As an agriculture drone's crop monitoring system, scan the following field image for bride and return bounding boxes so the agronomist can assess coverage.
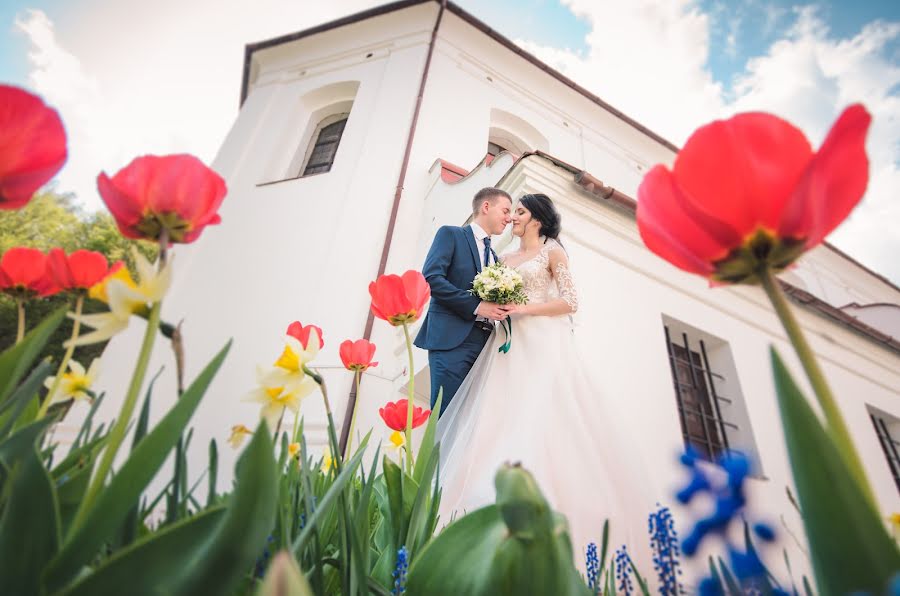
[436,193,643,560]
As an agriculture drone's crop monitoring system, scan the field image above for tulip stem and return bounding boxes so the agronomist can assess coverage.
[402,322,416,474]
[38,294,84,420]
[15,298,24,344]
[344,369,361,458]
[72,298,162,532]
[759,267,876,506]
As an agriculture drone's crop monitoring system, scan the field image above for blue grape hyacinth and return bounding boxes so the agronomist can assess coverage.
[649,504,682,595]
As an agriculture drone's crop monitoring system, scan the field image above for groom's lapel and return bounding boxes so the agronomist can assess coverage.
[464,225,482,273]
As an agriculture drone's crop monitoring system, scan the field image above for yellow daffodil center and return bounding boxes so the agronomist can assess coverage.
[275,346,301,372]
[265,386,292,404]
[389,431,405,448]
[89,266,137,303]
[288,442,300,458]
[62,372,91,394]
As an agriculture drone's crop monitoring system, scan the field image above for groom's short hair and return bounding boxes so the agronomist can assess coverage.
[472,187,511,214]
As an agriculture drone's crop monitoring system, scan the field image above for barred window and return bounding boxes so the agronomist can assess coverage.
[661,318,760,470]
[870,411,900,495]
[301,113,349,177]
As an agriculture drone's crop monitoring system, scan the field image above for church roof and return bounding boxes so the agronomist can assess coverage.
[239,0,680,153]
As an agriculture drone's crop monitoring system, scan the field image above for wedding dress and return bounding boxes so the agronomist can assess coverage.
[436,238,645,561]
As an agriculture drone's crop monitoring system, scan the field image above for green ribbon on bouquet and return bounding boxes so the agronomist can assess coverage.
[498,315,513,353]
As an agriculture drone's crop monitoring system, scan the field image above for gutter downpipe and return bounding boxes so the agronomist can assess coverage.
[338,0,448,455]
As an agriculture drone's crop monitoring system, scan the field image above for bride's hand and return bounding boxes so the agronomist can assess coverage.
[503,304,528,316]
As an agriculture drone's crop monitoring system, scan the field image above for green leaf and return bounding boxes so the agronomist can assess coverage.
[57,506,226,596]
[291,436,369,555]
[413,388,442,484]
[120,375,157,547]
[0,360,52,438]
[0,306,65,406]
[717,556,741,594]
[770,348,900,595]
[598,519,610,579]
[255,551,314,596]
[406,464,589,596]
[0,416,54,468]
[175,420,279,595]
[206,439,218,507]
[0,443,61,595]
[44,340,232,591]
[406,443,440,555]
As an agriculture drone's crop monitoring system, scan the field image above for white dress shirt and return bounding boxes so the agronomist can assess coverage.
[470,222,493,319]
[470,222,492,269]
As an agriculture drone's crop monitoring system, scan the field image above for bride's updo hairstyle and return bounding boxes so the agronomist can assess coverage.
[519,193,562,243]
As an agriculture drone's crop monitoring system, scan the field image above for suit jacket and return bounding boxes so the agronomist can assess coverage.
[414,225,485,351]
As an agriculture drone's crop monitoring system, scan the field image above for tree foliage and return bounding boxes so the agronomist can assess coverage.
[0,189,158,369]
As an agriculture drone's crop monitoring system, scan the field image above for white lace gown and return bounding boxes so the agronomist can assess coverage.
[436,239,644,560]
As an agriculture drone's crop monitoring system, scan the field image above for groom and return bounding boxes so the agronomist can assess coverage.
[414,187,513,416]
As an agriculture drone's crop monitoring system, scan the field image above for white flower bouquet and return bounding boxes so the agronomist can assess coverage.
[469,262,527,353]
[469,262,528,305]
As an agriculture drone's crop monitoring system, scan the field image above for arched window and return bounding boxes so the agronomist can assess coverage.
[486,108,549,161]
[301,113,349,176]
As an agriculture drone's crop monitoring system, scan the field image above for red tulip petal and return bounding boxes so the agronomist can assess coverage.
[97,171,143,238]
[68,250,109,288]
[369,275,413,321]
[339,340,353,369]
[0,85,67,207]
[779,104,871,248]
[637,166,724,276]
[0,247,47,288]
[673,112,813,234]
[46,248,73,288]
[401,270,431,315]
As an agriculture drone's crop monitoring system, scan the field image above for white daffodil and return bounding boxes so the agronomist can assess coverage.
[260,334,321,397]
[244,365,312,430]
[228,424,253,449]
[66,250,172,347]
[43,358,100,404]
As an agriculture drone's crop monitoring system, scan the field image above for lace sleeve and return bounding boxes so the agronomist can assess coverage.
[554,260,578,312]
[548,241,578,313]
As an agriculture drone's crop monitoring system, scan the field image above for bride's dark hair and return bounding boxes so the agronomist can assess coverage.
[519,193,562,243]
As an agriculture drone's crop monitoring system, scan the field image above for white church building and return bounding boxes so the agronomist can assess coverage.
[82,0,900,586]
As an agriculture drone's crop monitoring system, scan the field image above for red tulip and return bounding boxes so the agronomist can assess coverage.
[0,247,57,296]
[47,248,117,292]
[637,104,871,284]
[0,85,67,210]
[340,339,378,372]
[286,321,324,350]
[379,399,430,431]
[97,154,227,243]
[369,270,431,326]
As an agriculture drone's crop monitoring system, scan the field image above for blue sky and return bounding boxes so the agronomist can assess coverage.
[2,0,899,283]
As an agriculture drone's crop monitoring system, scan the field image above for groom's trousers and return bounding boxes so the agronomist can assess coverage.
[428,322,493,416]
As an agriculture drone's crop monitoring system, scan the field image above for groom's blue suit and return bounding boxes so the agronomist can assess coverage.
[414,225,495,416]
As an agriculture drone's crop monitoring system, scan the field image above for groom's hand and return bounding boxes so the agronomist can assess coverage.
[476,302,509,321]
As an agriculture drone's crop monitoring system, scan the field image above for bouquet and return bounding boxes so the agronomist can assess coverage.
[469,262,527,352]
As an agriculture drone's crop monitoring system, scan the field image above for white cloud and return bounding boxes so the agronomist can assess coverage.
[516,1,900,285]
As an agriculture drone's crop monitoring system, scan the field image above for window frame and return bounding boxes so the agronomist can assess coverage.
[870,411,900,495]
[299,112,350,177]
[664,325,739,462]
